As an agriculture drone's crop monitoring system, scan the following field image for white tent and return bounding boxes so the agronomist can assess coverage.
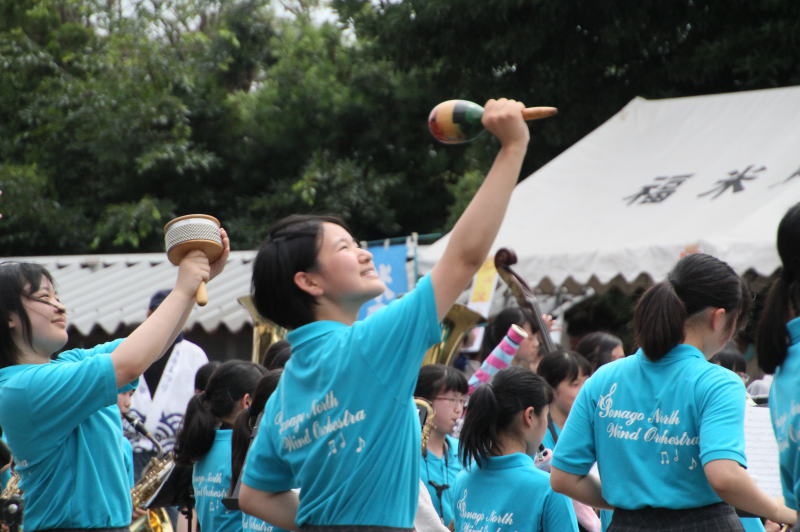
[418,86,800,292]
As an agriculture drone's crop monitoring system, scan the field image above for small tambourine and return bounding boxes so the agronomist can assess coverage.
[163,214,223,306]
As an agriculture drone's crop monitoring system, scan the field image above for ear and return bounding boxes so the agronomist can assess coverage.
[242,393,252,409]
[293,271,324,297]
[709,307,728,332]
[521,406,536,429]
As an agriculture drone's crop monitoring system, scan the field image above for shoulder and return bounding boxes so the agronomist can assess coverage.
[57,338,124,362]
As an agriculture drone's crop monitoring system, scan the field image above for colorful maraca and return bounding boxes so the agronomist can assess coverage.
[163,214,223,306]
[428,99,558,145]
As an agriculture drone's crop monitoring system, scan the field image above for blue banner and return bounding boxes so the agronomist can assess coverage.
[358,243,409,320]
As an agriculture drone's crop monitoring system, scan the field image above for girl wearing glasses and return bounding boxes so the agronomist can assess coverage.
[0,231,228,531]
[414,364,468,528]
[238,99,532,531]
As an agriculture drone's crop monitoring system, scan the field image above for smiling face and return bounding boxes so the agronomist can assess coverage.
[9,276,69,359]
[306,222,386,308]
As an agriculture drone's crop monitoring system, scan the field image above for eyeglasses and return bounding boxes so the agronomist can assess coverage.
[434,396,467,408]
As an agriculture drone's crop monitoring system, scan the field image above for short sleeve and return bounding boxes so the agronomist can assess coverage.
[350,275,441,390]
[541,489,578,532]
[56,339,124,363]
[242,409,295,493]
[697,369,747,467]
[551,380,596,476]
[25,354,118,439]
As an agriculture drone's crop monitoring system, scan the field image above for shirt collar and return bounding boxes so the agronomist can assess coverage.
[636,343,705,363]
[787,317,800,345]
[287,320,348,349]
[481,453,534,470]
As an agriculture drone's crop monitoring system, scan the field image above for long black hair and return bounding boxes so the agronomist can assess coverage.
[230,369,282,491]
[175,360,264,465]
[252,214,349,330]
[633,253,749,361]
[0,262,57,368]
[757,202,800,373]
[459,366,552,467]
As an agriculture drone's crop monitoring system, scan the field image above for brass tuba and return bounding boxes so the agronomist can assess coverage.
[238,295,288,364]
[421,303,485,366]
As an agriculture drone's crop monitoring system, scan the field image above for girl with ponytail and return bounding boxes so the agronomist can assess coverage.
[175,360,264,532]
[453,366,577,532]
[551,253,796,531]
[230,369,290,532]
[756,201,800,527]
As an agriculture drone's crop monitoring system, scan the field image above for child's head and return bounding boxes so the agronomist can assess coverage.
[576,331,624,371]
[633,253,748,361]
[537,349,591,419]
[480,307,541,371]
[176,360,264,464]
[117,389,135,415]
[757,202,800,373]
[459,366,552,467]
[0,262,67,367]
[252,215,385,329]
[415,364,468,437]
[194,361,221,394]
[709,348,748,385]
[260,339,292,370]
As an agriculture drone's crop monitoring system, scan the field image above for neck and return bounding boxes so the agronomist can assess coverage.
[550,407,567,430]
[495,432,527,457]
[14,347,51,365]
[427,430,447,457]
[313,298,362,325]
[682,328,710,357]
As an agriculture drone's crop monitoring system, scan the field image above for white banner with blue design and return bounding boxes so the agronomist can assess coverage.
[358,243,409,320]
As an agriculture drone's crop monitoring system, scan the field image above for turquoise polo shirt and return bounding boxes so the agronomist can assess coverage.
[420,434,463,527]
[242,274,441,527]
[0,339,131,530]
[193,429,246,532]
[769,317,800,510]
[452,453,577,532]
[552,344,747,510]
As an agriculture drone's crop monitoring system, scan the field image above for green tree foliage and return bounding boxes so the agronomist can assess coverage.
[1,0,799,255]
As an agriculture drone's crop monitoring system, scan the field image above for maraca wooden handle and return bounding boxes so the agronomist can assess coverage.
[522,106,558,121]
[196,281,209,306]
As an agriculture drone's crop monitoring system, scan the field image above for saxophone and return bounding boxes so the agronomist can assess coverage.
[125,413,175,532]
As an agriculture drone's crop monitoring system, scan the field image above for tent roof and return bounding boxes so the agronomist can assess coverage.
[3,250,257,335]
[418,86,800,291]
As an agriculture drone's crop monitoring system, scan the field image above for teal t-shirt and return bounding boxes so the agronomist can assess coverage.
[0,339,131,530]
[420,434,463,527]
[769,317,800,510]
[193,429,244,532]
[552,344,747,510]
[242,275,441,527]
[452,453,577,532]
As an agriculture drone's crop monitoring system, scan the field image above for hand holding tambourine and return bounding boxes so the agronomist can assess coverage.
[164,214,229,306]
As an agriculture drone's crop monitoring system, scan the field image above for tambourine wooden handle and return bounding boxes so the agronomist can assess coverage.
[195,282,209,306]
[521,106,558,121]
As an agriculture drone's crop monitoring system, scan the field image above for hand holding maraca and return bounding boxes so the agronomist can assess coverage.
[428,98,557,144]
[173,228,229,303]
[481,98,530,149]
[164,215,229,306]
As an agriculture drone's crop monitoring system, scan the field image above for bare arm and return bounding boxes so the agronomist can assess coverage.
[430,98,531,320]
[550,466,612,510]
[704,459,796,525]
[239,484,299,531]
[112,229,230,387]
